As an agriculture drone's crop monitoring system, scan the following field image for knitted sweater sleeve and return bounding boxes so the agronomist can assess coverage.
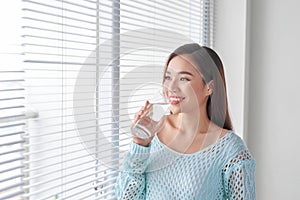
[223,150,256,200]
[115,142,150,200]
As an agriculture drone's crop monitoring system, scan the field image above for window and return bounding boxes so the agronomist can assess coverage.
[0,1,26,199]
[1,0,214,199]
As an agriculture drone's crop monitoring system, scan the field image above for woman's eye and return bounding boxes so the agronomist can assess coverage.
[180,77,189,81]
[164,76,171,80]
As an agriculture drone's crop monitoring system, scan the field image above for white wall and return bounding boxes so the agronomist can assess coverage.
[247,0,300,199]
[215,0,300,199]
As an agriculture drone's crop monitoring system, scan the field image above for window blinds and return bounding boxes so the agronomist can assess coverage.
[0,1,26,199]
[20,0,214,199]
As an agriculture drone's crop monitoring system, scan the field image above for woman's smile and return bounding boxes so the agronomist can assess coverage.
[169,95,185,105]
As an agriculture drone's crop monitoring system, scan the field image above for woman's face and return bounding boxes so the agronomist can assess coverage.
[163,54,210,114]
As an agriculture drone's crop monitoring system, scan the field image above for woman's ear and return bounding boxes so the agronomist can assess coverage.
[206,80,214,95]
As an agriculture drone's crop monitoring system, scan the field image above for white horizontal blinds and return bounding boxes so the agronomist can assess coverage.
[0,0,26,199]
[22,0,213,200]
[22,0,101,199]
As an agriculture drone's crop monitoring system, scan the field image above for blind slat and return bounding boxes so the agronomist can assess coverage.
[0,165,24,175]
[23,8,96,25]
[23,0,97,17]
[0,189,24,200]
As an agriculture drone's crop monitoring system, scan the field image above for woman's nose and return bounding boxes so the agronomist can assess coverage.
[166,79,178,93]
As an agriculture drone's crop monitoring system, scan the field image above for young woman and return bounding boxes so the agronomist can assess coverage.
[115,43,256,199]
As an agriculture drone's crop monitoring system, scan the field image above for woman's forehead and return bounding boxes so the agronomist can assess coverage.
[167,55,200,75]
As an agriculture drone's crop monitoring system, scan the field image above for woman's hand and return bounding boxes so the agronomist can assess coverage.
[131,101,154,147]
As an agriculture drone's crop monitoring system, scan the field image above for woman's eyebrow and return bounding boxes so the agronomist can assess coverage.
[178,71,194,76]
[166,70,194,76]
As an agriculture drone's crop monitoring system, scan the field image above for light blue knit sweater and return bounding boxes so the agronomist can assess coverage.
[115,131,256,199]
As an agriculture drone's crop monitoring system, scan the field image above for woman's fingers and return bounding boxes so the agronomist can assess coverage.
[133,107,145,123]
[141,101,152,118]
[134,101,152,123]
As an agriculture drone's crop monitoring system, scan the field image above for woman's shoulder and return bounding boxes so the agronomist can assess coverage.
[226,131,251,151]
[221,131,256,165]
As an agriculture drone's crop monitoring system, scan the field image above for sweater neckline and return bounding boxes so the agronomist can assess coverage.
[153,130,234,156]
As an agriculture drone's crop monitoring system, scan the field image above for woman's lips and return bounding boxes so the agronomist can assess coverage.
[169,96,185,105]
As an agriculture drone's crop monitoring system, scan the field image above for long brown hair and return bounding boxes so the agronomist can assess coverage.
[163,43,233,130]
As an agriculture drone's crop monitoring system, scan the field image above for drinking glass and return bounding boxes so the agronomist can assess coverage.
[131,94,170,139]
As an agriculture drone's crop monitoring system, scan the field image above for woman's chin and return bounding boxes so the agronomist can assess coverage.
[170,105,181,114]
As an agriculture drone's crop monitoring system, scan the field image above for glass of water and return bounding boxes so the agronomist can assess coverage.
[131,98,171,140]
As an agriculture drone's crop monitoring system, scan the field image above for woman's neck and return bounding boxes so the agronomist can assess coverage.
[176,110,214,136]
[165,111,225,153]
